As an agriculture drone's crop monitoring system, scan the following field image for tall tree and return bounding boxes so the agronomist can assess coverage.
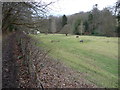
[62,14,67,27]
[91,4,100,34]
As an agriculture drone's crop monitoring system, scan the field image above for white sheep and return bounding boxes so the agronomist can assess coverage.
[37,31,40,34]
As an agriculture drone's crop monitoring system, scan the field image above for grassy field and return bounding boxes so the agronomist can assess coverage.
[32,34,118,88]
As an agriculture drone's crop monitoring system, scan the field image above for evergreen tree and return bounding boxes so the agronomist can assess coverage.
[62,15,67,27]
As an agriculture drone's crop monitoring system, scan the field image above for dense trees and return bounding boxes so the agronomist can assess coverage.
[54,3,118,37]
[100,8,116,36]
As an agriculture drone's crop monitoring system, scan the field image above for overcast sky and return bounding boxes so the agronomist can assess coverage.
[42,0,117,16]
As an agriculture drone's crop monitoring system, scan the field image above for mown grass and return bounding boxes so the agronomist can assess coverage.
[31,34,118,88]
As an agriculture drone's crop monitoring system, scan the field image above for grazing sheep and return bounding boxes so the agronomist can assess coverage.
[51,40,60,43]
[76,35,79,38]
[65,33,68,36]
[80,40,83,43]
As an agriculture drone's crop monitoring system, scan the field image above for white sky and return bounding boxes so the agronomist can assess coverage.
[42,0,117,16]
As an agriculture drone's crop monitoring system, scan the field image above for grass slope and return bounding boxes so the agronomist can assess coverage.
[32,34,118,88]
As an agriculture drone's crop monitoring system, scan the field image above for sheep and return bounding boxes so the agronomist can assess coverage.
[76,35,79,38]
[80,40,83,43]
[51,40,60,43]
[37,31,40,34]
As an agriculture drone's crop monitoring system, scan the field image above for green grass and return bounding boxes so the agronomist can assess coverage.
[31,34,118,88]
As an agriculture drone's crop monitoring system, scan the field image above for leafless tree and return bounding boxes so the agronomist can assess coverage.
[2,1,54,33]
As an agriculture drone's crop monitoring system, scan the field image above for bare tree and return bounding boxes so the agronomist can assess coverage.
[48,15,57,33]
[2,1,54,33]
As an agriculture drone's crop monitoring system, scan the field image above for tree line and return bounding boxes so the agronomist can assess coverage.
[47,1,120,37]
[2,1,120,37]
